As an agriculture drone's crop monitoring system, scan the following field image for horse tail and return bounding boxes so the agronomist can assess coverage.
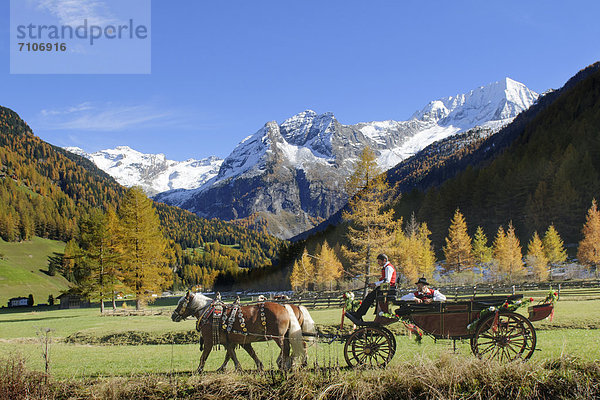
[298,305,316,344]
[284,304,304,358]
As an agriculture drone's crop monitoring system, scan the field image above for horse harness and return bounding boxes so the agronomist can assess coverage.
[196,300,269,348]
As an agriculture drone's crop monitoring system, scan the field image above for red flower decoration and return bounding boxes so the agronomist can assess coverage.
[503,302,509,308]
[529,297,534,302]
[554,292,558,296]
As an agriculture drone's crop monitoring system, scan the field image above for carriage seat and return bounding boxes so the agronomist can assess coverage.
[471,294,522,310]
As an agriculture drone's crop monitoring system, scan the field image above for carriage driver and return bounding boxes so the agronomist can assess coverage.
[400,276,446,303]
[346,253,396,323]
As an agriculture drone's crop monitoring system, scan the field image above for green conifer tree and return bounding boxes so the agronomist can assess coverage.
[472,226,493,267]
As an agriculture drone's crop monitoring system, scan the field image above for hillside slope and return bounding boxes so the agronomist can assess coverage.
[0,106,283,290]
[297,62,600,260]
[393,62,600,248]
[0,237,68,306]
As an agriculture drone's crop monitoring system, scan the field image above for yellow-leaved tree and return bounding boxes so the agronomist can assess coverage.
[542,225,567,266]
[577,199,600,277]
[119,187,170,310]
[526,232,549,282]
[392,215,435,284]
[492,223,525,282]
[290,249,313,291]
[315,241,343,290]
[443,209,474,273]
[342,147,394,295]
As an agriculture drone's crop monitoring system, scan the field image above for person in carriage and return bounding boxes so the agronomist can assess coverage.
[400,276,446,303]
[346,253,396,323]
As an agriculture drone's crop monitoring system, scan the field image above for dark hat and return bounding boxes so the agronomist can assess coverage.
[377,253,388,261]
[415,277,430,286]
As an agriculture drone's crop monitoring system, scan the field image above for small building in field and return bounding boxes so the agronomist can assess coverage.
[8,297,29,307]
[57,293,91,309]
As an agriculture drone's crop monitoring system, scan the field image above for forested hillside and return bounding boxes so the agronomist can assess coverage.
[392,62,600,249]
[0,106,283,290]
[296,62,600,274]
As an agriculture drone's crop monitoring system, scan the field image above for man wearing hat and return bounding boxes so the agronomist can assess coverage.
[346,253,396,323]
[400,276,446,303]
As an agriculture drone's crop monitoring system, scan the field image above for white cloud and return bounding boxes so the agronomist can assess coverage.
[38,102,189,132]
[36,0,115,26]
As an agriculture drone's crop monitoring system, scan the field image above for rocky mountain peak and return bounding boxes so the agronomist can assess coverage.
[412,77,538,130]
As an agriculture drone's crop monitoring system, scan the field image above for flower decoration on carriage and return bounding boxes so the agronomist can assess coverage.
[544,289,559,305]
[343,291,361,312]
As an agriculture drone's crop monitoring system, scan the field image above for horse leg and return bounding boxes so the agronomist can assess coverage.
[197,345,212,374]
[275,337,292,371]
[225,344,243,372]
[216,352,231,372]
[242,343,263,371]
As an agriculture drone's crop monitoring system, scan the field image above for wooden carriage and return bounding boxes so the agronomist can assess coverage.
[343,293,553,368]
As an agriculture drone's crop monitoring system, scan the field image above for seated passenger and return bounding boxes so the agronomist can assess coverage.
[400,277,446,304]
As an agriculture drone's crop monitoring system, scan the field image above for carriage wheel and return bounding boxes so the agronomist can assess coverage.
[344,326,396,368]
[470,311,536,362]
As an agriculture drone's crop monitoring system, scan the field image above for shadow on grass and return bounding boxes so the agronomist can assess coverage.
[0,315,78,323]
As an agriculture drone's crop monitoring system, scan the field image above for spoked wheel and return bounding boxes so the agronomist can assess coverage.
[470,311,536,362]
[344,326,396,368]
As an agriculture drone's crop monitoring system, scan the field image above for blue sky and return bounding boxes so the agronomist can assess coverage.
[1,1,599,160]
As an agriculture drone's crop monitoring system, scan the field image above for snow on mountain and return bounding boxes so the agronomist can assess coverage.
[121,77,538,238]
[412,77,538,128]
[64,145,223,196]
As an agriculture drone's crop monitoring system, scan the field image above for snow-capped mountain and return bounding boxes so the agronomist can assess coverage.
[64,146,223,196]
[154,78,538,238]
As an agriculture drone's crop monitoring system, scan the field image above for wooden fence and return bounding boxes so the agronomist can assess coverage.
[282,280,600,309]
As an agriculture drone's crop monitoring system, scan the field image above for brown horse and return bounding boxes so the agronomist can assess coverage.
[171,292,305,372]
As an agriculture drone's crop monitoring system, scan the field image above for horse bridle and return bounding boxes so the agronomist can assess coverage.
[173,296,191,321]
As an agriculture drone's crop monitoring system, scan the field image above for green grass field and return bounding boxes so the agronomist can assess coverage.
[0,237,69,307]
[1,298,599,379]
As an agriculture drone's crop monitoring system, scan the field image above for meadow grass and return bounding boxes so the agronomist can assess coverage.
[0,237,69,306]
[0,298,599,379]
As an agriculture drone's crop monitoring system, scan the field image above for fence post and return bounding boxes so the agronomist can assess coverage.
[512,285,515,295]
[491,285,494,295]
[558,283,561,301]
[454,288,458,302]
[473,285,477,299]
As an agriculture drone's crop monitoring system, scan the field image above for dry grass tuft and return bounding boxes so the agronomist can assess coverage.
[2,353,599,399]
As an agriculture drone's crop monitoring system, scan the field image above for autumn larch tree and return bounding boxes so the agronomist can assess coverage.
[391,218,435,284]
[527,232,549,282]
[542,224,567,267]
[443,209,474,273]
[289,249,313,291]
[119,187,170,310]
[342,147,394,295]
[315,241,343,291]
[492,223,525,282]
[577,199,600,277]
